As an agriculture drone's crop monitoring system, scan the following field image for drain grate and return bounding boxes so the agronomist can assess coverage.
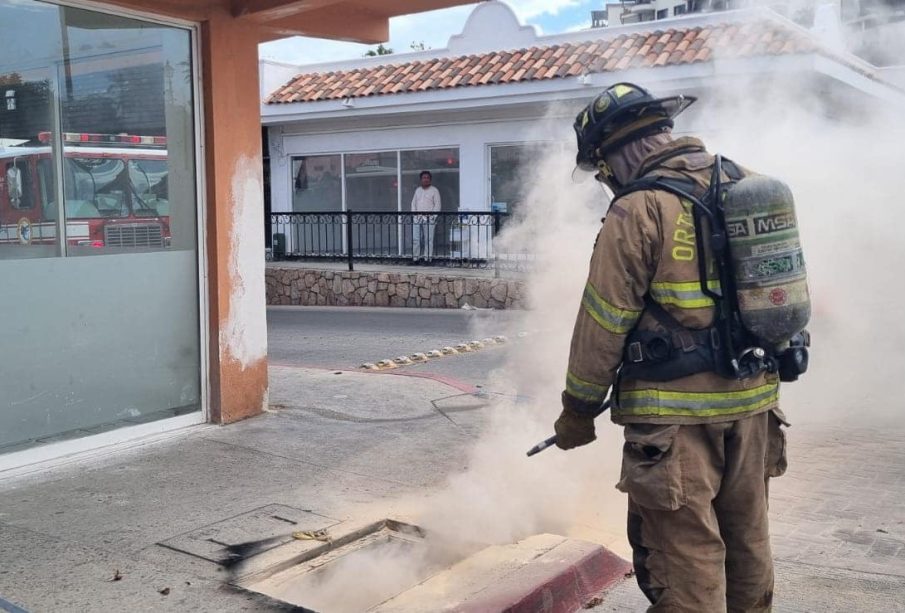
[158,504,339,565]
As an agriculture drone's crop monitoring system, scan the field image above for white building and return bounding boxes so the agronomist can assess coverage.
[599,0,693,26]
[260,0,903,248]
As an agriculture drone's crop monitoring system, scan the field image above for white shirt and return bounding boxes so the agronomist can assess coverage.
[411,185,441,213]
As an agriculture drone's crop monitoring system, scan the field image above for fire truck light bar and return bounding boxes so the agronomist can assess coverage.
[37,131,167,147]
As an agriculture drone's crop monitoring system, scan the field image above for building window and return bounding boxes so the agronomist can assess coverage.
[656,8,669,19]
[344,151,399,213]
[291,154,341,212]
[400,148,459,213]
[489,143,566,219]
[0,0,201,453]
[674,4,687,15]
[400,147,459,257]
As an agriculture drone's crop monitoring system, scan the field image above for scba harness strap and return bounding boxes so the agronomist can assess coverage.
[614,157,748,382]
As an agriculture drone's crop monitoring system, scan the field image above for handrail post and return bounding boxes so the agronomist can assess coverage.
[345,210,354,271]
[492,212,502,279]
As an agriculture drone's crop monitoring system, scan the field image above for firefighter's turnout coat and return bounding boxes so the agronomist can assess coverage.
[565,137,780,425]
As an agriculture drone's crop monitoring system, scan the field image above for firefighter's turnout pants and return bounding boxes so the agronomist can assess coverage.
[618,409,789,612]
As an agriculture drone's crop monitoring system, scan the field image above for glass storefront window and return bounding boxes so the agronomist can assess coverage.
[489,143,568,219]
[0,0,201,454]
[292,154,341,212]
[400,148,459,213]
[344,151,399,255]
[288,154,343,254]
[490,144,540,218]
[400,148,459,257]
[0,0,57,259]
[344,151,398,212]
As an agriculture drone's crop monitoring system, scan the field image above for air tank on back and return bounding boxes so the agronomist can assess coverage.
[723,175,811,346]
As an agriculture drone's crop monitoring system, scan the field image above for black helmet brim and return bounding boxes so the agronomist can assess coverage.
[574,93,697,172]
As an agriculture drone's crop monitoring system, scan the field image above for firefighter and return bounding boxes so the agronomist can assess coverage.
[555,83,790,612]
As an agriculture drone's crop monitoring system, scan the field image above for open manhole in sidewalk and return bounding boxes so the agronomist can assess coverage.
[231,518,453,613]
[229,519,632,613]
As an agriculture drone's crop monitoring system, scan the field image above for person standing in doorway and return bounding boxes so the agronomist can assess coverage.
[411,170,441,263]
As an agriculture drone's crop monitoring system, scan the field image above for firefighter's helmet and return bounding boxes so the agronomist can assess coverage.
[574,83,696,172]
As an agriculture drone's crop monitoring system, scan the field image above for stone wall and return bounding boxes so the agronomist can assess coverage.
[266,267,527,309]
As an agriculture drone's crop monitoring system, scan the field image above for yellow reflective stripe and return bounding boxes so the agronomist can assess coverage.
[566,371,608,403]
[581,282,641,335]
[649,279,720,309]
[616,383,778,417]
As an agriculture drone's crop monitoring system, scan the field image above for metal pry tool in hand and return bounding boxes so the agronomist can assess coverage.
[526,399,611,457]
[526,436,557,457]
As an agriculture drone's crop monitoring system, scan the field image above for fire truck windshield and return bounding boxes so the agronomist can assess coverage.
[57,156,168,219]
[65,157,130,218]
[128,159,169,217]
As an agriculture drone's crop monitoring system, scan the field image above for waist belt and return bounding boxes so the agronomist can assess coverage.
[619,296,732,382]
[621,327,723,382]
[625,327,720,364]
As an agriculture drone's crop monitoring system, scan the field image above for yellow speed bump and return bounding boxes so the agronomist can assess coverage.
[410,353,429,363]
[455,343,473,353]
[374,359,397,370]
[426,350,443,358]
[441,346,459,355]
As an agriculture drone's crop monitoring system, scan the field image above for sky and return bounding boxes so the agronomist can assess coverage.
[258,0,599,65]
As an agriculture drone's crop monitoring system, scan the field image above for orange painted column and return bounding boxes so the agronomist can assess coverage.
[201,10,269,423]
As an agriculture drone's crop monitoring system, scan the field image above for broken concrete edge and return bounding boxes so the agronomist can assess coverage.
[492,542,633,613]
[266,267,528,309]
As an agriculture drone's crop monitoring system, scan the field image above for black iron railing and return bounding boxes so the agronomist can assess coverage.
[270,211,531,272]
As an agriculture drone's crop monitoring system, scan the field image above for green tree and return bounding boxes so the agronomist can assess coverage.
[364,44,393,57]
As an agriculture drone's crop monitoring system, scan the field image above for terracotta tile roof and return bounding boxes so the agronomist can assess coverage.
[267,21,820,104]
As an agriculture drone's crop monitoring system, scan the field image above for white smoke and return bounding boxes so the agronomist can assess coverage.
[288,21,905,611]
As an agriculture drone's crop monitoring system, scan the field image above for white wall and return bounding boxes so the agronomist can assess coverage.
[269,116,572,214]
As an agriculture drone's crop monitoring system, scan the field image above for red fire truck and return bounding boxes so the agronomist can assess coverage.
[0,131,170,249]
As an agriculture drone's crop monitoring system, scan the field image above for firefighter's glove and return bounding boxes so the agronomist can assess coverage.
[554,392,601,450]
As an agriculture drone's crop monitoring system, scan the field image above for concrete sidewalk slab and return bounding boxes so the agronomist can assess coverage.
[591,560,905,612]
[0,366,488,613]
[373,534,631,613]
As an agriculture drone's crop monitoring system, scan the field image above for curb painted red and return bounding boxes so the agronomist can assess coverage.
[382,370,479,394]
[458,542,632,613]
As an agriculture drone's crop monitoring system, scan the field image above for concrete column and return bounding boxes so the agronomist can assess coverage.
[201,11,269,423]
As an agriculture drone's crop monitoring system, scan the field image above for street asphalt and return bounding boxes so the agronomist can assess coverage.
[267,305,522,391]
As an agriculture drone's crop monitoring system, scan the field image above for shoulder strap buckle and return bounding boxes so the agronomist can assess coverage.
[627,342,644,363]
